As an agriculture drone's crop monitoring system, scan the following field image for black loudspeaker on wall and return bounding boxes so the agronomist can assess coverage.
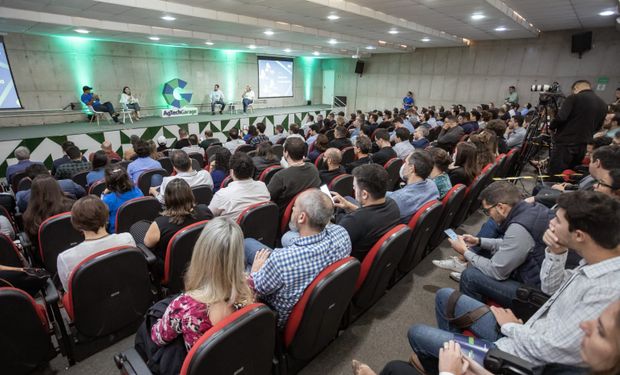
[571,31,592,58]
[355,61,365,75]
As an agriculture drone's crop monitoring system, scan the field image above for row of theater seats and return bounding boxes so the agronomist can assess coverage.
[0,147,521,374]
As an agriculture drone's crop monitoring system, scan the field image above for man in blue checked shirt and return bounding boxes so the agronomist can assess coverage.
[244,189,352,328]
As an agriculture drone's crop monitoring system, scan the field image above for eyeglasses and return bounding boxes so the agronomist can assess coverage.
[481,203,498,216]
[594,179,613,189]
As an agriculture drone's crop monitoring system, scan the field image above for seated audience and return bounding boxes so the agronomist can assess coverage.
[6,146,44,185]
[305,124,320,147]
[147,139,164,160]
[448,142,479,186]
[243,125,258,143]
[393,128,415,160]
[0,264,48,297]
[332,164,400,260]
[57,196,135,291]
[208,152,270,221]
[244,189,351,327]
[371,129,397,166]
[328,126,353,150]
[23,175,75,240]
[173,129,191,149]
[411,127,430,149]
[52,141,83,175]
[156,136,168,153]
[320,148,346,185]
[127,140,162,183]
[470,131,497,172]
[308,134,329,163]
[249,122,270,147]
[150,150,213,204]
[407,191,620,372]
[54,145,91,180]
[209,147,232,193]
[86,150,109,185]
[267,137,321,213]
[270,125,288,144]
[506,113,527,149]
[436,115,464,152]
[457,111,479,134]
[386,150,439,223]
[199,129,220,150]
[16,164,85,213]
[89,141,121,163]
[181,134,204,156]
[0,214,15,239]
[101,166,143,233]
[287,124,305,140]
[252,142,280,178]
[345,136,373,173]
[123,135,140,161]
[149,217,254,356]
[427,147,452,199]
[224,128,246,153]
[142,179,212,269]
[485,118,509,154]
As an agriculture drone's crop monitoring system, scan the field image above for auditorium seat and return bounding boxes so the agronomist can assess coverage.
[71,171,89,189]
[451,164,494,228]
[328,174,353,197]
[157,157,173,175]
[236,201,279,248]
[115,303,276,375]
[137,168,169,196]
[271,144,284,159]
[236,144,255,154]
[396,200,443,277]
[469,162,499,214]
[161,220,209,294]
[88,180,106,197]
[58,246,152,362]
[383,158,403,191]
[114,196,161,234]
[314,153,325,169]
[0,233,26,267]
[38,212,84,274]
[502,148,520,178]
[494,153,507,178]
[282,257,360,374]
[220,175,233,189]
[0,286,57,374]
[11,171,29,193]
[325,129,335,141]
[279,189,309,235]
[258,165,283,184]
[341,146,356,165]
[345,224,412,325]
[188,152,205,168]
[191,185,214,205]
[205,144,223,161]
[427,184,467,250]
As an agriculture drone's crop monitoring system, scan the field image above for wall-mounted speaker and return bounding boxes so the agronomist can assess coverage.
[571,31,592,58]
[355,61,365,75]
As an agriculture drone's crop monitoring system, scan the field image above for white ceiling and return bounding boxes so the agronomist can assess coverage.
[0,0,617,57]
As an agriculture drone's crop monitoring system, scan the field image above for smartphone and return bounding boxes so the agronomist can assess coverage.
[444,228,458,241]
[320,184,334,203]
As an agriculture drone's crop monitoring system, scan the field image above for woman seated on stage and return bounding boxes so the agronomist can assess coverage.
[101,166,143,233]
[120,86,141,119]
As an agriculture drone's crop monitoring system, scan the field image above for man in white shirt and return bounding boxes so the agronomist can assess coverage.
[270,125,288,144]
[393,127,415,160]
[210,84,226,115]
[242,85,255,114]
[57,196,136,291]
[150,150,213,204]
[224,128,246,154]
[180,134,205,156]
[209,152,270,221]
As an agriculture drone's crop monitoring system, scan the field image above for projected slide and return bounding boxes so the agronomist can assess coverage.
[258,56,293,98]
[0,38,22,109]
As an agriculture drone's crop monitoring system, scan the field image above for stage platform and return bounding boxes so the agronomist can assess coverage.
[0,104,332,177]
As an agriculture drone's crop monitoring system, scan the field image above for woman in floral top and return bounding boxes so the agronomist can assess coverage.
[151,217,254,351]
[428,147,453,199]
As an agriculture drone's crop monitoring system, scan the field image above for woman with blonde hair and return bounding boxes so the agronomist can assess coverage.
[151,217,254,351]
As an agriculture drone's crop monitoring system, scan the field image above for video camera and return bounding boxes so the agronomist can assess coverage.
[531,82,564,109]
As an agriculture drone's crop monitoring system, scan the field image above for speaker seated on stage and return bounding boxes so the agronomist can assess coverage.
[210,83,226,115]
[81,85,119,123]
[241,85,255,114]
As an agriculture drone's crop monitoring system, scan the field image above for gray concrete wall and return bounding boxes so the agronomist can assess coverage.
[322,28,620,111]
[0,33,322,126]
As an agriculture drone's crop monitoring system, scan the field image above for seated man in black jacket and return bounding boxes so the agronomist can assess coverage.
[332,164,400,261]
[371,129,397,166]
[319,148,345,185]
[345,136,373,173]
[435,115,464,153]
[328,126,353,150]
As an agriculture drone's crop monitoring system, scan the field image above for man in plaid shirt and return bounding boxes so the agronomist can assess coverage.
[245,188,352,327]
[406,191,620,371]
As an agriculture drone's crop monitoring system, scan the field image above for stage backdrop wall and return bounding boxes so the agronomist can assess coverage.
[0,33,322,126]
[323,28,620,111]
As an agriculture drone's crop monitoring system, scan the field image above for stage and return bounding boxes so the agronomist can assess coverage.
[0,104,332,177]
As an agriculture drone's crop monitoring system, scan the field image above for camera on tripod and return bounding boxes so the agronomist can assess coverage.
[530,82,560,93]
[531,82,564,108]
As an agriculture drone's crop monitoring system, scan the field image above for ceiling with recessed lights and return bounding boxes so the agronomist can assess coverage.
[0,0,616,57]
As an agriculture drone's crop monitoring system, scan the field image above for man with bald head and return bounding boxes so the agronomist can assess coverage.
[245,188,351,327]
[90,140,121,162]
[320,147,346,184]
[549,79,607,175]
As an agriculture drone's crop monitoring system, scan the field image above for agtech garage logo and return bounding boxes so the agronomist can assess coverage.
[162,78,193,108]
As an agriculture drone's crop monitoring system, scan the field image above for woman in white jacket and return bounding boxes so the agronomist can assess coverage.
[120,86,141,119]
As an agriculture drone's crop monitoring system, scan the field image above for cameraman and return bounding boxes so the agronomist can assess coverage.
[548,80,607,175]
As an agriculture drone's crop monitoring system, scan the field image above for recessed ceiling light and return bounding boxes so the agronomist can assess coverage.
[283,48,291,52]
[378,40,386,45]
[599,10,615,16]
[352,54,359,59]
[74,29,89,34]
[421,37,431,42]
[388,29,399,34]
[328,39,338,45]
[495,26,507,31]
[248,45,257,49]
[205,41,214,45]
[365,46,376,50]
[149,36,160,41]
[400,44,407,48]
[264,30,274,36]
[161,15,176,21]
[471,13,485,20]
[327,14,340,20]
[312,51,320,56]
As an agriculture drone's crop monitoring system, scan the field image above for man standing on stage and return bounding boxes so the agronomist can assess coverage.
[548,80,607,176]
[210,84,226,115]
[81,86,119,123]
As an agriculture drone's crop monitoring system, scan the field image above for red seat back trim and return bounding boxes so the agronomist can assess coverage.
[235,201,272,225]
[356,224,407,290]
[163,220,210,284]
[279,189,310,233]
[327,174,351,189]
[0,286,47,327]
[383,158,400,169]
[441,184,465,205]
[258,165,282,181]
[406,200,440,230]
[38,211,72,261]
[114,196,154,234]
